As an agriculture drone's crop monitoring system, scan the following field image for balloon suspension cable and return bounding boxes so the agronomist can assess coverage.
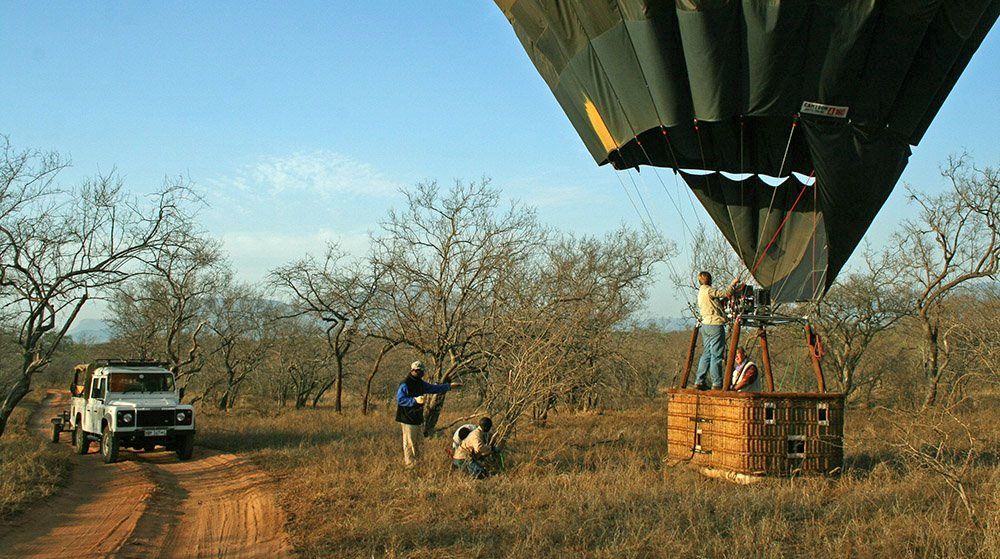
[750,170,815,278]
[630,165,690,287]
[559,2,666,240]
[625,121,700,243]
[606,0,703,240]
[811,172,821,301]
[685,300,700,322]
[767,170,822,305]
[695,116,749,269]
[653,128,701,239]
[739,115,747,238]
[771,170,825,305]
[751,116,800,273]
[777,114,799,179]
[810,175,818,299]
[712,115,743,262]
[614,167,651,229]
[624,164,658,229]
[563,1,706,312]
[659,126,703,234]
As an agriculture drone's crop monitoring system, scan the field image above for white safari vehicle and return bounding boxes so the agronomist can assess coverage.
[56,360,195,463]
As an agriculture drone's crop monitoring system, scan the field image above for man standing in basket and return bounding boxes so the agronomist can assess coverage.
[396,360,460,467]
[695,271,740,390]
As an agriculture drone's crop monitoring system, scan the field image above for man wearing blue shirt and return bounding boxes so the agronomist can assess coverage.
[396,360,460,467]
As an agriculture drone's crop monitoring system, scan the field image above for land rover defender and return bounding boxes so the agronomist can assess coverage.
[60,360,196,463]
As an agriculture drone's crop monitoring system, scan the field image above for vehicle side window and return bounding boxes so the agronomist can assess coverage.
[91,378,106,400]
[85,376,94,399]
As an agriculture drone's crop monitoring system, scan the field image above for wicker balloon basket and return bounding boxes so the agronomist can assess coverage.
[668,320,845,481]
[666,389,844,478]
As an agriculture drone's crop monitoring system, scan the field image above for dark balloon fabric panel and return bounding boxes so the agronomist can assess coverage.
[496,0,997,301]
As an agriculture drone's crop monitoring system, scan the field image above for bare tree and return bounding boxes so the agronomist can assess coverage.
[204,279,278,410]
[107,282,162,360]
[612,324,681,401]
[936,284,1000,403]
[0,145,193,436]
[481,304,577,446]
[482,226,671,446]
[108,234,225,393]
[543,227,672,412]
[269,243,382,411]
[371,179,545,435]
[360,339,397,415]
[889,407,982,523]
[264,316,337,408]
[893,156,999,407]
[815,249,910,397]
[350,285,401,416]
[0,137,64,226]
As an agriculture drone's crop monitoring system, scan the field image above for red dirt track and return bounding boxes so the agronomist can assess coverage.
[0,391,293,559]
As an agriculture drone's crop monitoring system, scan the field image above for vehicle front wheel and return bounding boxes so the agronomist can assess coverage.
[101,430,120,464]
[74,424,89,455]
[176,433,194,461]
[51,424,60,444]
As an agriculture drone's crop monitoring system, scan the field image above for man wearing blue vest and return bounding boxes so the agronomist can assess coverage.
[396,360,460,467]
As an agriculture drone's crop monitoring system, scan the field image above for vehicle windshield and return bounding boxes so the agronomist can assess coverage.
[108,372,175,393]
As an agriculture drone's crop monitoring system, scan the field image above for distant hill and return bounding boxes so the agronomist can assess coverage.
[68,318,112,344]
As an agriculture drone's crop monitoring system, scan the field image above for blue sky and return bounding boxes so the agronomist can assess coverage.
[1,2,997,319]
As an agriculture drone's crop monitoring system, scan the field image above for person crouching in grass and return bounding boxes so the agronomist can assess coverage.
[452,417,494,479]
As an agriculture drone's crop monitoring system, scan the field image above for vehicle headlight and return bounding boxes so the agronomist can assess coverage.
[117,411,133,424]
[176,412,186,422]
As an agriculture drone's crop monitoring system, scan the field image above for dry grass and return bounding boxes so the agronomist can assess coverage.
[197,398,999,559]
[0,394,70,519]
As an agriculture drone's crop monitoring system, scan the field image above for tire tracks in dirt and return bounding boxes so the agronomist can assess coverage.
[0,391,293,559]
[0,391,157,559]
[123,451,292,559]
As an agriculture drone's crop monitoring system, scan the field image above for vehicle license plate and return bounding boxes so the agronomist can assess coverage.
[144,429,167,436]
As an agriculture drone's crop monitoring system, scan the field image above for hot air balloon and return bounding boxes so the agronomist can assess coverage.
[495,0,997,480]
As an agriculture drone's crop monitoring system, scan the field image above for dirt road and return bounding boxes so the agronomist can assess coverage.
[0,391,293,559]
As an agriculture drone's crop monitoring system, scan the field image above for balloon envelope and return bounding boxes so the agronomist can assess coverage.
[496,0,998,302]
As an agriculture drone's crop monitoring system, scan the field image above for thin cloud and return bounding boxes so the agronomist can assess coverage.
[207,151,397,200]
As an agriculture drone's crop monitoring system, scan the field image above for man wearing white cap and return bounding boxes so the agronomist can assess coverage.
[395,360,461,467]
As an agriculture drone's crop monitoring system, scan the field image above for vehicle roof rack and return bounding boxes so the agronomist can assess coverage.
[91,359,170,369]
